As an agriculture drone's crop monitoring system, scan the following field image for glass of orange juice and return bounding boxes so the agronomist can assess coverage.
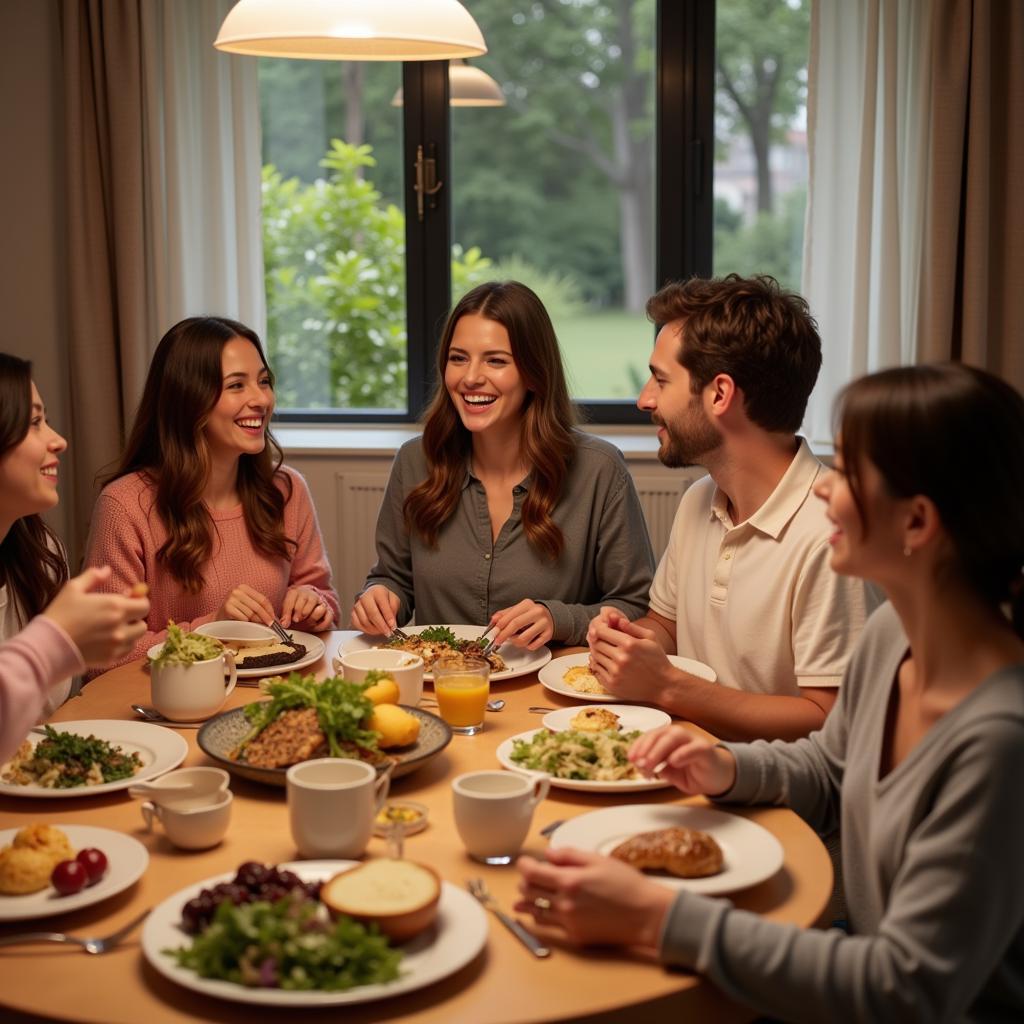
[433,656,490,736]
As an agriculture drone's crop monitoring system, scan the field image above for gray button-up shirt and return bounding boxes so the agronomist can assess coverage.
[361,433,655,645]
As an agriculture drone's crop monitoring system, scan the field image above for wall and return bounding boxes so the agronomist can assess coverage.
[0,0,71,543]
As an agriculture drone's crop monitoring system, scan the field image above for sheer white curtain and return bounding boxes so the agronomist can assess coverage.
[801,0,934,443]
[142,0,264,335]
[61,0,263,558]
[802,0,1024,442]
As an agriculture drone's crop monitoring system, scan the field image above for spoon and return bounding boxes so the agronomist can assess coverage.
[131,704,164,722]
[421,697,505,712]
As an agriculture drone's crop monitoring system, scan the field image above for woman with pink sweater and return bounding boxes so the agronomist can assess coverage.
[0,352,148,756]
[85,316,339,667]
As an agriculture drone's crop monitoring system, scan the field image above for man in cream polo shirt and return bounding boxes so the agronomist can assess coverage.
[588,274,877,741]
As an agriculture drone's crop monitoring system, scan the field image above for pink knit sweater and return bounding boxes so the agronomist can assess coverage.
[84,466,339,668]
[0,616,83,763]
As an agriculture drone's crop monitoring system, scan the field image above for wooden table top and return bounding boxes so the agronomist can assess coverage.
[0,632,832,1024]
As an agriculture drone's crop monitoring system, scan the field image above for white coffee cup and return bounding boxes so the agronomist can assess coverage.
[286,758,390,859]
[452,770,551,865]
[150,649,237,722]
[339,649,425,707]
[142,790,233,850]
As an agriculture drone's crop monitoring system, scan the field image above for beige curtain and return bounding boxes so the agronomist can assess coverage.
[802,0,1024,443]
[918,0,1024,378]
[58,0,262,563]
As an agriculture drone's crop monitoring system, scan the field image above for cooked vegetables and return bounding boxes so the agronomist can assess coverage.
[150,621,224,666]
[2,727,143,788]
[510,729,643,781]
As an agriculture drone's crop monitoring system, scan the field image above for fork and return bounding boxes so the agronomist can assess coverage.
[0,907,150,954]
[466,879,550,958]
[385,626,411,642]
[269,619,301,649]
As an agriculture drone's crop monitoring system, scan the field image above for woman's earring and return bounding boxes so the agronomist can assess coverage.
[903,546,912,557]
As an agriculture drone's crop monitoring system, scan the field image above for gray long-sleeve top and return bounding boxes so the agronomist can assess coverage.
[361,433,655,645]
[660,602,1024,1023]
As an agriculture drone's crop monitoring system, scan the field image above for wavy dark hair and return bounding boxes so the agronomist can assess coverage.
[0,353,68,622]
[837,363,1024,636]
[646,274,821,433]
[103,316,294,593]
[404,281,577,560]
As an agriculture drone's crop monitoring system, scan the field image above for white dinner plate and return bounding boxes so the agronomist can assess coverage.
[338,624,552,682]
[542,704,671,734]
[147,630,326,681]
[0,825,149,922]
[549,804,784,895]
[143,860,488,1008]
[495,728,670,793]
[539,652,717,703]
[0,720,188,799]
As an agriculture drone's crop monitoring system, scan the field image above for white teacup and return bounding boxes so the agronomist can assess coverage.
[339,649,425,707]
[150,649,237,722]
[142,790,233,850]
[130,767,229,809]
[287,758,390,859]
[452,770,551,865]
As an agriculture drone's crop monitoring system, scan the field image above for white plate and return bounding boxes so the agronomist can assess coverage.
[542,704,671,734]
[0,721,188,799]
[539,652,717,703]
[0,825,149,922]
[549,804,784,895]
[147,630,326,681]
[495,728,670,793]
[339,624,552,682]
[143,860,488,1008]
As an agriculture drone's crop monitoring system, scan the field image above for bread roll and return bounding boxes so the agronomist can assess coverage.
[321,859,441,941]
[611,826,723,878]
[368,704,421,748]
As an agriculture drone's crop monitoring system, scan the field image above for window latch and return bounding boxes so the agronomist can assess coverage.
[414,143,443,221]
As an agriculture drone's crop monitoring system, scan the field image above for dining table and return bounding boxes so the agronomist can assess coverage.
[0,631,833,1024]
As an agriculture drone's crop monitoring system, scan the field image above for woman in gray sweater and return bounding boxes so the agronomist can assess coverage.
[516,363,1024,1022]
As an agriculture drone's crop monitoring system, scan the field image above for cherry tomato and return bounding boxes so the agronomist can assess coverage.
[75,848,108,885]
[51,859,88,896]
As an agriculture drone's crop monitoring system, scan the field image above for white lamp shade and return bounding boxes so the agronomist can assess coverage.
[214,0,488,61]
[392,60,505,107]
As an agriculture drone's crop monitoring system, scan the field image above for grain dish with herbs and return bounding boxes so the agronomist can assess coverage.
[1,727,143,789]
[378,626,507,673]
[509,728,642,782]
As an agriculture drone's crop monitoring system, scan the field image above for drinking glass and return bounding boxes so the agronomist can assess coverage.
[433,656,490,735]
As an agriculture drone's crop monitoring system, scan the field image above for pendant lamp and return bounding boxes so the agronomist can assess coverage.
[214,0,487,61]
[392,59,505,107]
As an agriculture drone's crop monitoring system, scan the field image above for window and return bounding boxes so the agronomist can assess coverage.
[259,1,810,423]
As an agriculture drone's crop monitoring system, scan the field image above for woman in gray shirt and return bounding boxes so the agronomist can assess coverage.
[352,281,654,648]
[516,363,1024,1022]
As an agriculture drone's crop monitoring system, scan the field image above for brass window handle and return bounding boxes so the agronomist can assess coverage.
[414,143,443,221]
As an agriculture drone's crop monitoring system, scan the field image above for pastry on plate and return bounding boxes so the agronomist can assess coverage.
[562,665,607,695]
[611,826,724,878]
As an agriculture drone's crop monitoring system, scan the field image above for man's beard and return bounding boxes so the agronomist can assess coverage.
[655,402,722,468]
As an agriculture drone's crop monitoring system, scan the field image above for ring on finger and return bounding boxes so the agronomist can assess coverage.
[532,896,552,912]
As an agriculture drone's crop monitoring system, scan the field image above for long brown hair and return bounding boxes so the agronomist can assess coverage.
[104,316,294,593]
[404,281,576,560]
[0,353,68,622]
[837,363,1024,635]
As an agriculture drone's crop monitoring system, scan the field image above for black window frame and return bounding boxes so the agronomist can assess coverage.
[272,0,715,426]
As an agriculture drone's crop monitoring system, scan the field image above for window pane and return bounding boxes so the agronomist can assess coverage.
[259,60,407,412]
[450,0,656,402]
[713,0,810,290]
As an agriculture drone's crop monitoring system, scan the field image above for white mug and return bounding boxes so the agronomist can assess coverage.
[150,650,237,722]
[142,790,233,850]
[286,758,390,859]
[452,770,551,864]
[339,649,425,707]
